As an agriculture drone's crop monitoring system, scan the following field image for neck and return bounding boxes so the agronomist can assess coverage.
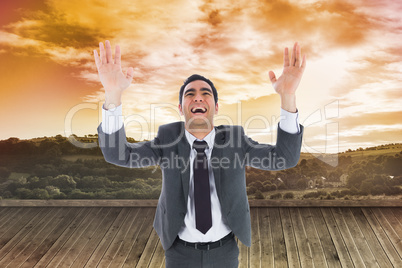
[185,122,214,140]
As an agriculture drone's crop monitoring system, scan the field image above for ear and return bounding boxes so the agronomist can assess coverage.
[215,102,219,114]
[178,103,183,116]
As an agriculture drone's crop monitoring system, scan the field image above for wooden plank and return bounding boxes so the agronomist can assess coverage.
[33,207,92,267]
[70,207,123,267]
[298,207,327,267]
[0,207,22,227]
[308,208,341,268]
[342,208,380,267]
[330,207,368,267]
[44,207,104,267]
[20,208,82,267]
[381,208,402,238]
[85,207,129,267]
[250,207,260,267]
[238,237,249,268]
[350,207,393,267]
[320,208,355,267]
[102,207,150,267]
[136,227,162,267]
[258,208,274,267]
[279,208,300,268]
[122,207,155,267]
[0,207,12,222]
[0,207,51,262]
[371,207,402,257]
[0,207,32,239]
[147,238,165,268]
[2,199,402,207]
[289,207,314,267]
[361,208,402,266]
[269,208,288,268]
[391,207,402,224]
[0,207,64,267]
[97,207,141,267]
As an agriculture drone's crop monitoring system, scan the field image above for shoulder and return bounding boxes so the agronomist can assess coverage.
[156,121,185,143]
[215,124,244,133]
[158,121,184,132]
[215,124,245,141]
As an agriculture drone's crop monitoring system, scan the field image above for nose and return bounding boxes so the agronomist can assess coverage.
[194,92,204,102]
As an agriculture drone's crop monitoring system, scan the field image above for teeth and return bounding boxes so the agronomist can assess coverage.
[192,107,206,113]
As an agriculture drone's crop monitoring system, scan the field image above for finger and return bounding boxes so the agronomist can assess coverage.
[295,43,301,67]
[105,40,113,63]
[269,71,277,84]
[115,44,121,66]
[99,42,106,64]
[291,42,297,66]
[94,50,101,70]
[284,47,289,67]
[301,54,306,70]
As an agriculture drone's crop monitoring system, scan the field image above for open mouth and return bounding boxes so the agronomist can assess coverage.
[191,107,207,114]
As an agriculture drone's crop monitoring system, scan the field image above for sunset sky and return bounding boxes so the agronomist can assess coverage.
[0,0,401,154]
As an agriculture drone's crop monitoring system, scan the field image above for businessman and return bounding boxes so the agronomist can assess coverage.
[94,40,305,267]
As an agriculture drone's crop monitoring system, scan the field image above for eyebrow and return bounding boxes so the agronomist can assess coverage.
[184,87,213,95]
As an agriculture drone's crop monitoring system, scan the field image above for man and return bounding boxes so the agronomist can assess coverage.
[94,40,305,267]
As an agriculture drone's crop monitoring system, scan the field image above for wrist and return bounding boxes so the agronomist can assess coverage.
[280,93,297,113]
[104,91,122,110]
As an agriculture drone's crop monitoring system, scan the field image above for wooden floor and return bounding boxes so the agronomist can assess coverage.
[0,207,401,267]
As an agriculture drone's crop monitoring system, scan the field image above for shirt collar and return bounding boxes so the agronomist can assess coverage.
[185,127,216,150]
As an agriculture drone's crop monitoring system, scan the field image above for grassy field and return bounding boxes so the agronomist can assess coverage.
[248,187,402,200]
[299,143,402,162]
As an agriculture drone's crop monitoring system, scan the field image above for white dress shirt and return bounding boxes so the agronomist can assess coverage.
[101,103,300,242]
[177,127,233,242]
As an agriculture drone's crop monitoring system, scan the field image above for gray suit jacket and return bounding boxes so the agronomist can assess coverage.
[97,121,303,250]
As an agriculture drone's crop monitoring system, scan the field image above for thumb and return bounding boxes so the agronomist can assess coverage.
[126,67,134,81]
[268,71,276,84]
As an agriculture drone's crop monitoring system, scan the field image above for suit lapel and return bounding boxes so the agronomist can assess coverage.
[212,126,226,202]
[178,123,191,205]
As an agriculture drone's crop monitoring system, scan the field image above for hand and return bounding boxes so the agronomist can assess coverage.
[269,42,306,96]
[93,40,134,93]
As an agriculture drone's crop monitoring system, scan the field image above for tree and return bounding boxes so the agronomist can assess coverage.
[16,188,33,199]
[360,180,373,195]
[347,169,367,188]
[0,167,11,183]
[254,190,264,199]
[50,175,76,191]
[32,188,50,199]
[296,178,307,189]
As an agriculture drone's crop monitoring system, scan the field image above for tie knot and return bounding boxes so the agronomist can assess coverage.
[193,140,208,153]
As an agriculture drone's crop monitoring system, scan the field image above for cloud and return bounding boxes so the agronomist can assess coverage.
[0,0,401,150]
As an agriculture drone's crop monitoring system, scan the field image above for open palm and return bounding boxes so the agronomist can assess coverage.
[269,42,306,96]
[93,40,134,93]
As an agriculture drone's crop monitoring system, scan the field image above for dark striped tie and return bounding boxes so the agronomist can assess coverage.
[193,140,212,234]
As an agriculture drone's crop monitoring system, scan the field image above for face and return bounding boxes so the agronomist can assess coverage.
[178,80,219,130]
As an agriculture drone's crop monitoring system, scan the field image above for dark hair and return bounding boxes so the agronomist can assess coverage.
[179,74,218,105]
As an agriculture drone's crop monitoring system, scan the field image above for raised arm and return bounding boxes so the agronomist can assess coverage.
[242,42,306,170]
[93,40,134,110]
[94,41,162,168]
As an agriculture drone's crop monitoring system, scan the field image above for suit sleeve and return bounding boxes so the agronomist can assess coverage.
[242,124,303,170]
[97,123,162,168]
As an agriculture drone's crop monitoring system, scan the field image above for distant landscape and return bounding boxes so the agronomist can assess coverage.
[0,134,401,201]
